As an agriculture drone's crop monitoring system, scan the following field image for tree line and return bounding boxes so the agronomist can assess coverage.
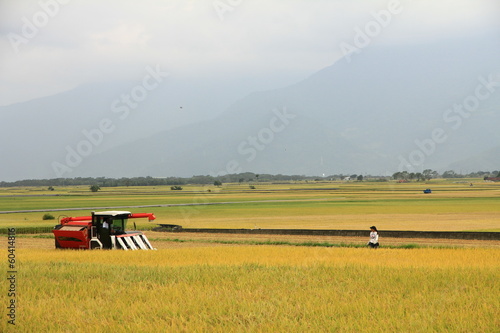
[0,173,308,187]
[392,170,500,181]
[1,170,499,188]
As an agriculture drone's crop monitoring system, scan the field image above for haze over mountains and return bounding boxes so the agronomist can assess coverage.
[1,36,499,181]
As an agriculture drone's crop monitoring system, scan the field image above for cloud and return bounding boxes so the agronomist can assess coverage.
[0,0,498,106]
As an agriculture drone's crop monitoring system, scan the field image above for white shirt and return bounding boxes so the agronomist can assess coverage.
[103,221,109,229]
[369,231,379,243]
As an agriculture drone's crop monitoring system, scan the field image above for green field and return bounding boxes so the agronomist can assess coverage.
[1,179,499,231]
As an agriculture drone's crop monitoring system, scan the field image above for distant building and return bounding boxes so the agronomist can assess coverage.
[484,177,500,182]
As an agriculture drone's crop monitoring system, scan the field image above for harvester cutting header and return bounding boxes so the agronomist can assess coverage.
[53,211,156,250]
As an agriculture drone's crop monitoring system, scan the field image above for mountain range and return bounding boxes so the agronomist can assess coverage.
[1,35,499,181]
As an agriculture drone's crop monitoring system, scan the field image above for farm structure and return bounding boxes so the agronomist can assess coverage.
[484,177,500,182]
[53,211,156,250]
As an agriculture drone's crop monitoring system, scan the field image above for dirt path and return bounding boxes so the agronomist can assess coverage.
[145,231,500,248]
[13,232,498,250]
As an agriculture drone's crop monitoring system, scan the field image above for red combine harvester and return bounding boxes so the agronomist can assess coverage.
[53,211,156,250]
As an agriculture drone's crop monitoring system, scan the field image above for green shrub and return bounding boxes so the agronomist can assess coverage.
[89,185,100,192]
[42,213,55,220]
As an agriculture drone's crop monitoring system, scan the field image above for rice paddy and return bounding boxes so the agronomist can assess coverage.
[0,179,499,332]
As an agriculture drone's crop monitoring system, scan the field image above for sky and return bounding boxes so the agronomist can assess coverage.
[1,0,499,107]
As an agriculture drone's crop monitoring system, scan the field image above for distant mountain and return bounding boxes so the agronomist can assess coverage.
[0,78,265,181]
[1,35,499,180]
[447,146,500,173]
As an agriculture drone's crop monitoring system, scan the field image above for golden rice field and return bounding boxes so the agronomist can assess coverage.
[1,180,499,331]
[1,246,498,332]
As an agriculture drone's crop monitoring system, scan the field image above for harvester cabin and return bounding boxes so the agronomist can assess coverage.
[92,211,132,248]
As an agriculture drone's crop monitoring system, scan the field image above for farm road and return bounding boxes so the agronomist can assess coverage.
[0,198,334,214]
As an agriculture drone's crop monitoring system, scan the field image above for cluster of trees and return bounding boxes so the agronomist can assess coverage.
[392,170,500,181]
[392,169,439,181]
[1,170,499,188]
[441,170,500,178]
[0,173,306,188]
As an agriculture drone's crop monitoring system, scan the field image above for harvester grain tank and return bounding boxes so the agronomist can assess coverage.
[53,211,156,250]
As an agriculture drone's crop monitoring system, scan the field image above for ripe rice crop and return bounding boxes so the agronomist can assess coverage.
[3,246,498,332]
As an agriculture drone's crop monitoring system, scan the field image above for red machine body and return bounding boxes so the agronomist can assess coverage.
[53,211,156,250]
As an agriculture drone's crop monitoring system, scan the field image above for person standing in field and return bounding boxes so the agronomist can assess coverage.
[367,226,379,248]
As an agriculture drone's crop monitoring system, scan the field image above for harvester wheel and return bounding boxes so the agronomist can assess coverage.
[55,239,61,249]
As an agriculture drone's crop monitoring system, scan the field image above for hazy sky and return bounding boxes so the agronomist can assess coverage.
[1,0,499,106]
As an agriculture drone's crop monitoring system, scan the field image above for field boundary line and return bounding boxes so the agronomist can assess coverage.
[0,198,335,214]
[162,228,500,240]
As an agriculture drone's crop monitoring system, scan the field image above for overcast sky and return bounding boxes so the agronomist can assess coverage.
[1,0,499,107]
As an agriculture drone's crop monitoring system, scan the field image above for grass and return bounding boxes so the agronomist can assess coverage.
[2,179,498,231]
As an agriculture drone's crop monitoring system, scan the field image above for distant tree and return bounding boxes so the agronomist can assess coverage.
[393,171,410,180]
[170,185,183,190]
[442,170,457,178]
[422,169,434,181]
[89,184,100,192]
[214,180,222,187]
[357,175,363,181]
[42,213,55,220]
[249,185,256,189]
[48,186,54,191]
[397,172,407,180]
[239,178,244,184]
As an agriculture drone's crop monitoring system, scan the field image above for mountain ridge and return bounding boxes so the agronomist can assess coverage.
[1,36,499,181]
